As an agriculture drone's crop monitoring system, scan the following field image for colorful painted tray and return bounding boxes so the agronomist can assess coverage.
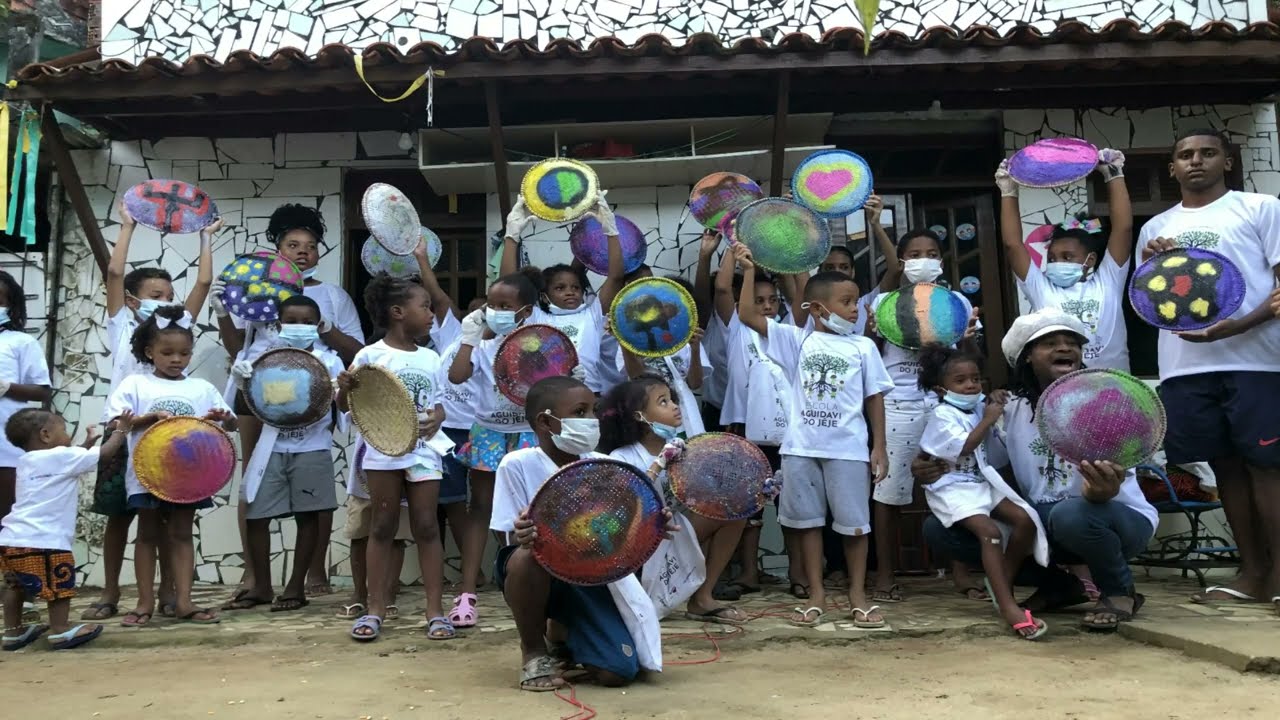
[529,458,666,586]
[347,364,418,457]
[133,417,236,504]
[608,277,697,358]
[1037,368,1166,468]
[360,237,417,279]
[521,158,599,222]
[361,183,421,254]
[217,251,304,323]
[790,149,874,218]
[494,324,579,406]
[1128,247,1246,331]
[124,179,218,235]
[568,214,647,276]
[244,348,334,430]
[1007,138,1098,188]
[874,283,969,350]
[666,432,770,521]
[733,198,832,275]
[688,172,764,230]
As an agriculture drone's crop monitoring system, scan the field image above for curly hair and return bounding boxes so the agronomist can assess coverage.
[916,343,984,393]
[130,304,193,364]
[597,375,674,453]
[1048,211,1107,259]
[0,270,28,330]
[363,272,422,330]
[267,203,326,245]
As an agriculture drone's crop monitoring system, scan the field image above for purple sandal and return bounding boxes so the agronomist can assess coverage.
[448,593,478,628]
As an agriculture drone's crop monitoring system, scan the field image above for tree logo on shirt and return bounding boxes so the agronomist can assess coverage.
[557,323,580,341]
[1175,229,1220,250]
[643,355,687,384]
[1030,436,1071,495]
[396,369,435,411]
[800,353,849,401]
[149,398,196,417]
[1059,298,1100,334]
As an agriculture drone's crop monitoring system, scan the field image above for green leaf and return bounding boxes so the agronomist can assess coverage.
[857,0,880,55]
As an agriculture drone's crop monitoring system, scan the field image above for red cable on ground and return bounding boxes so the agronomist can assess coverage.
[554,682,597,720]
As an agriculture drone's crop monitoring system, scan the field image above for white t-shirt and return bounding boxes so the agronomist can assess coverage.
[1137,191,1280,380]
[720,313,769,426]
[102,307,149,422]
[702,314,731,409]
[429,312,461,354]
[869,289,973,402]
[533,302,606,393]
[490,446,662,671]
[1019,255,1131,372]
[596,332,629,393]
[439,340,476,431]
[351,340,449,472]
[468,336,531,433]
[104,374,234,498]
[0,445,102,550]
[609,442,661,491]
[0,329,52,468]
[918,401,987,490]
[763,321,894,461]
[305,282,366,354]
[999,396,1157,531]
[271,348,344,453]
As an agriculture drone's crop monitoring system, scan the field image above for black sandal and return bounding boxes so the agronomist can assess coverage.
[1081,593,1145,632]
[789,582,810,600]
[1019,576,1090,614]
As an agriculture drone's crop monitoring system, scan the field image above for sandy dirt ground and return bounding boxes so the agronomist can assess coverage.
[6,633,1279,719]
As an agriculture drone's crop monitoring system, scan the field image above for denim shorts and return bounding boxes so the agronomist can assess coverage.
[440,426,471,505]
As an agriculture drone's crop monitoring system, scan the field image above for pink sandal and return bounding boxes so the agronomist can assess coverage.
[449,592,478,628]
[1012,609,1048,640]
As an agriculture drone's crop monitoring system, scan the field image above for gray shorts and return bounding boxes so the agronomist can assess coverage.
[778,455,871,536]
[245,450,338,520]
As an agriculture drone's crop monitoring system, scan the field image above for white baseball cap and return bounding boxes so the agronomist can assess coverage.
[1001,308,1090,368]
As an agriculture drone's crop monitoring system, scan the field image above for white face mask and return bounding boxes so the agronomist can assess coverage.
[543,412,600,455]
[546,302,584,316]
[903,258,944,284]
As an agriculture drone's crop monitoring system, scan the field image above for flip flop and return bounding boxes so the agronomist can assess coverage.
[426,616,456,640]
[957,586,990,601]
[2,623,48,651]
[1190,586,1258,604]
[178,609,221,625]
[270,596,309,613]
[851,606,886,629]
[80,602,118,621]
[448,593,478,628]
[789,582,810,600]
[789,606,824,628]
[520,655,560,692]
[871,584,904,603]
[305,581,334,597]
[725,581,761,595]
[711,583,742,601]
[221,589,269,611]
[1012,609,1048,640]
[1081,593,1145,632]
[385,605,400,621]
[683,606,749,626]
[47,624,104,650]
[335,602,366,619]
[119,611,152,628]
[350,615,382,642]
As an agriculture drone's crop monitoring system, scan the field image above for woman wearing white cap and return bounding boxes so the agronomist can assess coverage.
[914,309,1157,631]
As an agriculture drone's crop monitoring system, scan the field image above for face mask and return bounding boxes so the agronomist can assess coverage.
[0,308,10,326]
[544,412,600,455]
[819,308,858,336]
[137,298,178,321]
[944,391,984,412]
[485,306,523,336]
[279,323,320,349]
[1044,262,1085,288]
[547,302,584,316]
[301,266,318,280]
[903,258,944,284]
[642,414,682,441]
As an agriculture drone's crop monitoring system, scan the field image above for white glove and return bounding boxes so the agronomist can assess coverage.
[231,360,254,381]
[994,160,1018,198]
[570,364,587,382]
[504,196,534,241]
[589,191,619,236]
[1098,148,1126,182]
[460,308,486,347]
[210,279,229,318]
[654,438,686,470]
[318,317,333,334]
[0,380,10,398]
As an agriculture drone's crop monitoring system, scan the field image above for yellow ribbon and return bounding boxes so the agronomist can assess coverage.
[0,102,8,226]
[353,56,442,102]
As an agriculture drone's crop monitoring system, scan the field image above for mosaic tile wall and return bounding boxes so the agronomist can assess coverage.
[97,0,1260,65]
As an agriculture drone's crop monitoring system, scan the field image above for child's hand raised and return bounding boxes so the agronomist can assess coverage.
[962,307,982,339]
[698,229,721,258]
[732,243,755,271]
[689,326,704,348]
[118,201,137,229]
[82,424,102,449]
[514,509,537,548]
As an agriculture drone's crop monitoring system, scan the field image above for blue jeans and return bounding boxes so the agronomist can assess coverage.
[924,497,1154,596]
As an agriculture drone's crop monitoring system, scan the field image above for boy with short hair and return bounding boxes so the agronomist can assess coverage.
[1,408,133,650]
[737,247,894,628]
[492,376,668,691]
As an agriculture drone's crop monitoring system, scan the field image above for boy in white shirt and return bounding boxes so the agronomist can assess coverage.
[736,246,894,629]
[1139,128,1280,611]
[1,408,133,650]
[492,376,670,692]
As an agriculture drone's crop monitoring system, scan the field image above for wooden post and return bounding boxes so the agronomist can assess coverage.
[485,80,512,221]
[42,111,110,275]
[770,71,790,196]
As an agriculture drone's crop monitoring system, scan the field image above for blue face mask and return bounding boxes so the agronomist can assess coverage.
[137,298,178,321]
[1044,262,1085,288]
[485,306,525,336]
[547,302,584,316]
[643,414,682,441]
[944,391,984,412]
[0,307,10,326]
[301,266,319,281]
[279,323,320,349]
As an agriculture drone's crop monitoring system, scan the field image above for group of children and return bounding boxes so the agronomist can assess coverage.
[2,130,1277,688]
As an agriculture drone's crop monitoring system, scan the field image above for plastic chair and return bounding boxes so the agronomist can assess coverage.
[1132,464,1238,586]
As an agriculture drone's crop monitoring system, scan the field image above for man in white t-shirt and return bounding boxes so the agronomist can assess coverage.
[1138,128,1280,610]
